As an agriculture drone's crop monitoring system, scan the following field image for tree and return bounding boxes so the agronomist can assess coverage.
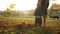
[7,4,16,11]
[4,4,16,16]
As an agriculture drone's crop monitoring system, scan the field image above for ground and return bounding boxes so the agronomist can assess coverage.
[0,16,60,34]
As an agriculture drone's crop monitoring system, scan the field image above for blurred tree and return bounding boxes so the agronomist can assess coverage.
[4,4,16,16]
[7,4,16,11]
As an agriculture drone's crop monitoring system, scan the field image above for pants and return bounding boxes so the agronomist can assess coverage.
[35,17,42,26]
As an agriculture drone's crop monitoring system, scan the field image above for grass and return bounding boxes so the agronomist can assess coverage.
[0,16,60,34]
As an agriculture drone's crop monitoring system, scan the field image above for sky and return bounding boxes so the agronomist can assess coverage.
[0,0,60,11]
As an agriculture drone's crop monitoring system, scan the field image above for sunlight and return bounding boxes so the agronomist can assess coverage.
[15,0,38,11]
[0,0,38,11]
[0,0,60,11]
